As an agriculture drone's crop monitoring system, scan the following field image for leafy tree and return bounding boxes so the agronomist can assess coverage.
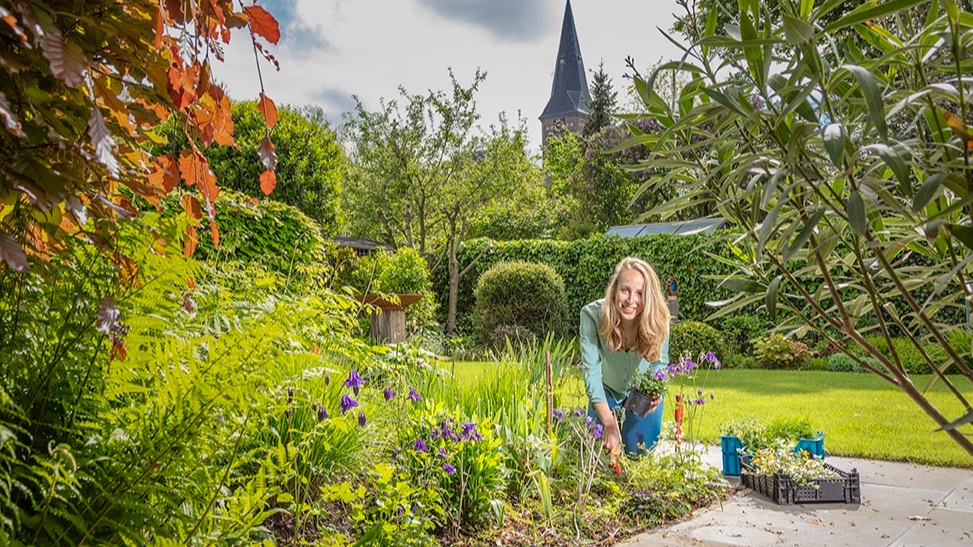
[583,61,618,137]
[629,0,973,455]
[0,0,280,272]
[342,70,543,331]
[165,102,346,235]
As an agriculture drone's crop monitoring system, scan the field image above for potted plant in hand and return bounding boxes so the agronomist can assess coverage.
[623,368,667,417]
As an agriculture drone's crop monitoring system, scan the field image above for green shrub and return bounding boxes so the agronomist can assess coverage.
[193,189,325,274]
[720,314,768,356]
[350,247,438,329]
[473,261,568,347]
[670,321,726,363]
[805,356,829,371]
[722,354,757,369]
[827,353,870,373]
[765,417,816,443]
[851,335,955,375]
[753,334,811,370]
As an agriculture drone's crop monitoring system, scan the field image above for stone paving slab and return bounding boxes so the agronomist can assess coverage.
[619,444,973,547]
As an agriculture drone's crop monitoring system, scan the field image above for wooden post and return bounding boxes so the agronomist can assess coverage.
[545,351,553,436]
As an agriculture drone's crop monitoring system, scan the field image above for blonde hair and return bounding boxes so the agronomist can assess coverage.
[598,257,670,361]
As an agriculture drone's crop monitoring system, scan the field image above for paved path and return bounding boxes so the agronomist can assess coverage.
[620,444,973,547]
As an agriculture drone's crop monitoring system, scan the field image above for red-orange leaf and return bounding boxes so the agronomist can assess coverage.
[941,108,973,149]
[154,5,164,50]
[259,92,278,129]
[198,166,219,205]
[179,149,201,186]
[148,156,179,193]
[183,225,198,257]
[209,220,221,247]
[259,168,277,196]
[244,5,280,45]
[181,194,202,225]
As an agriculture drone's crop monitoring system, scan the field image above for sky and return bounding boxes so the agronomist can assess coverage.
[212,0,688,152]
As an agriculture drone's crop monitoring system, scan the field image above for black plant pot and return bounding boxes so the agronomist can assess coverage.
[623,388,655,417]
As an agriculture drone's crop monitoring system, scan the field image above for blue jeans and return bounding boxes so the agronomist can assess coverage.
[588,390,664,456]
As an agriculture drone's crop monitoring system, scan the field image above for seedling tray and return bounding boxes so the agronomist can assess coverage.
[740,455,860,505]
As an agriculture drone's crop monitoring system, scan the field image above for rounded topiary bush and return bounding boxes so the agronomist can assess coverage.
[474,261,567,347]
[670,320,726,363]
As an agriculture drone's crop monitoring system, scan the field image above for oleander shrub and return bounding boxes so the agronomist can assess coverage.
[474,261,568,347]
[753,334,811,370]
[670,321,726,362]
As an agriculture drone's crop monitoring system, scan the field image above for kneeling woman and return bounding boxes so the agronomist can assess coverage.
[580,257,670,457]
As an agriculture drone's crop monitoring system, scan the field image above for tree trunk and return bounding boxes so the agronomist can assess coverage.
[447,246,460,334]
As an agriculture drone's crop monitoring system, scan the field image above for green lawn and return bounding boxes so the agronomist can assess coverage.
[446,362,973,468]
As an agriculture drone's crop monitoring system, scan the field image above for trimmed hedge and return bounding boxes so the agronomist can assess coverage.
[670,321,726,362]
[474,261,568,347]
[432,234,739,336]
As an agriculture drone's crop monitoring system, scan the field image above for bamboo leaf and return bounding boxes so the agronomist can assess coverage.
[823,0,927,33]
[783,14,815,44]
[766,276,782,322]
[823,123,847,168]
[848,191,867,235]
[843,65,888,142]
[863,143,911,195]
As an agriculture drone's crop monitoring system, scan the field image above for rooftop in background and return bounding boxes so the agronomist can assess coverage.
[333,236,391,256]
[606,218,730,237]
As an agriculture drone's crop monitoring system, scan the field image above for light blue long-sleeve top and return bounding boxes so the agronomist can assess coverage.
[579,299,670,404]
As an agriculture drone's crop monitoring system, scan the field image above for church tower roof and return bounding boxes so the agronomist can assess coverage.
[540,0,591,121]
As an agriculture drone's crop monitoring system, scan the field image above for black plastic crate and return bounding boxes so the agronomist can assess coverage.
[740,455,860,505]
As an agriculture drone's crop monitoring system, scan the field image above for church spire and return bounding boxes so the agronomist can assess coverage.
[540,0,591,147]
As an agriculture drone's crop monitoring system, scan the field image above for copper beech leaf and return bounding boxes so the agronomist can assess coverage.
[244,5,280,44]
[179,149,202,186]
[209,221,221,247]
[88,107,120,177]
[183,226,198,257]
[259,168,277,196]
[39,28,86,86]
[258,92,278,129]
[181,194,202,225]
[148,156,179,193]
[0,233,29,272]
[258,136,277,171]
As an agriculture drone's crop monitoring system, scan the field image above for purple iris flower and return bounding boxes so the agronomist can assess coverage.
[317,405,328,421]
[384,387,395,401]
[553,409,564,421]
[339,394,358,414]
[414,438,428,452]
[572,408,584,417]
[441,425,455,439]
[408,388,422,402]
[358,411,367,427]
[343,369,365,396]
[592,424,604,439]
[443,463,456,474]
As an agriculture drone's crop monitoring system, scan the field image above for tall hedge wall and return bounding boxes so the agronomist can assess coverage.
[432,234,738,335]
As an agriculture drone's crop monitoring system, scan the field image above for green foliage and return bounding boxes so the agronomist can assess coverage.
[827,353,869,373]
[847,335,954,375]
[395,400,504,533]
[633,0,973,454]
[348,247,438,328]
[753,334,811,370]
[670,321,726,363]
[203,102,345,232]
[583,61,618,138]
[620,451,723,527]
[434,233,737,336]
[191,189,326,275]
[474,261,568,347]
[720,314,769,356]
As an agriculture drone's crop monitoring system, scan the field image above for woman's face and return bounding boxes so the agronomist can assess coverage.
[615,268,646,324]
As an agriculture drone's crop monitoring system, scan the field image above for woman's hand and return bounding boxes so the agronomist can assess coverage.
[593,402,621,454]
[648,395,662,414]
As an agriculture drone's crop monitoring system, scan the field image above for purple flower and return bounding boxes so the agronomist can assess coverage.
[285,407,293,419]
[443,463,456,474]
[652,369,667,381]
[392,448,399,460]
[553,409,564,421]
[694,398,706,406]
[572,408,584,417]
[684,358,697,371]
[317,405,328,421]
[705,351,718,363]
[384,387,395,401]
[408,388,422,402]
[585,416,595,428]
[461,422,481,440]
[697,388,703,397]
[438,447,449,459]
[343,369,365,396]
[414,438,428,452]
[358,411,367,427]
[441,425,455,439]
[287,387,293,404]
[592,424,604,439]
[339,394,358,414]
